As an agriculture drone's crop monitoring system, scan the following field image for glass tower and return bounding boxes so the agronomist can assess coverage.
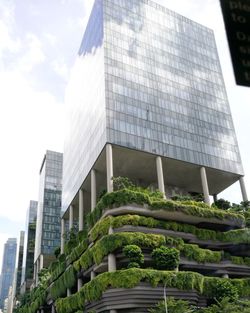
[0,238,17,310]
[63,0,244,212]
[34,151,63,276]
[21,200,37,293]
[13,231,25,298]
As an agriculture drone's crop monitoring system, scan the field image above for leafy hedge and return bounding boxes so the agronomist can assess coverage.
[49,255,67,282]
[182,244,222,263]
[90,214,250,245]
[55,269,204,313]
[48,234,88,285]
[86,189,244,229]
[73,231,224,273]
[66,237,88,265]
[55,269,250,313]
[49,265,77,300]
[15,287,47,313]
[204,276,250,298]
[230,256,250,267]
[73,232,166,271]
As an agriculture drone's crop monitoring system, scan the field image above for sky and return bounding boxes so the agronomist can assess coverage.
[0,0,249,271]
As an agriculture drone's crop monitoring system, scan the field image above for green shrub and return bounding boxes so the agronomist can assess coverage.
[151,246,180,270]
[148,297,192,313]
[204,277,239,302]
[214,199,231,210]
[127,262,141,268]
[213,280,238,302]
[123,245,144,268]
[199,298,250,313]
[113,176,135,190]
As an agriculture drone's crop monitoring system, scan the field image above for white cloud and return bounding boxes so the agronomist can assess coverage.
[0,20,20,56]
[0,1,21,60]
[16,33,46,72]
[52,58,70,81]
[43,33,57,46]
[0,70,64,223]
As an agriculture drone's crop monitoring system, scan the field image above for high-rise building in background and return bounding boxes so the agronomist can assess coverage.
[20,201,37,293]
[62,0,247,224]
[11,231,25,306]
[34,150,63,284]
[0,238,17,310]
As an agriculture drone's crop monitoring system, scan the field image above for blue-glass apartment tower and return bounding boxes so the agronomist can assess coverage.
[0,238,17,310]
[34,151,63,283]
[62,0,246,223]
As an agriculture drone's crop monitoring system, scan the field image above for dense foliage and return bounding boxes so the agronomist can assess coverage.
[15,186,250,313]
[123,244,144,268]
[55,269,250,313]
[90,214,250,246]
[149,297,250,313]
[86,189,244,229]
[148,297,193,313]
[151,246,180,270]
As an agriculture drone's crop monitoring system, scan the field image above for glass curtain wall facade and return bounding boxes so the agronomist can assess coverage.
[21,201,37,292]
[34,151,63,267]
[63,0,106,211]
[104,0,242,173]
[62,0,243,212]
[0,238,17,310]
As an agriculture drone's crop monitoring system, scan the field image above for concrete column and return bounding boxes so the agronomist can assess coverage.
[69,205,74,230]
[109,226,114,235]
[110,310,117,313]
[200,167,210,206]
[61,218,65,254]
[33,262,37,281]
[108,254,116,272]
[37,259,40,273]
[77,278,83,291]
[40,255,44,270]
[108,226,116,272]
[79,189,84,231]
[239,177,248,202]
[222,273,229,278]
[51,305,55,313]
[67,288,71,296]
[36,259,40,285]
[156,156,166,198]
[106,144,114,193]
[91,271,96,280]
[91,169,97,211]
[41,309,44,313]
